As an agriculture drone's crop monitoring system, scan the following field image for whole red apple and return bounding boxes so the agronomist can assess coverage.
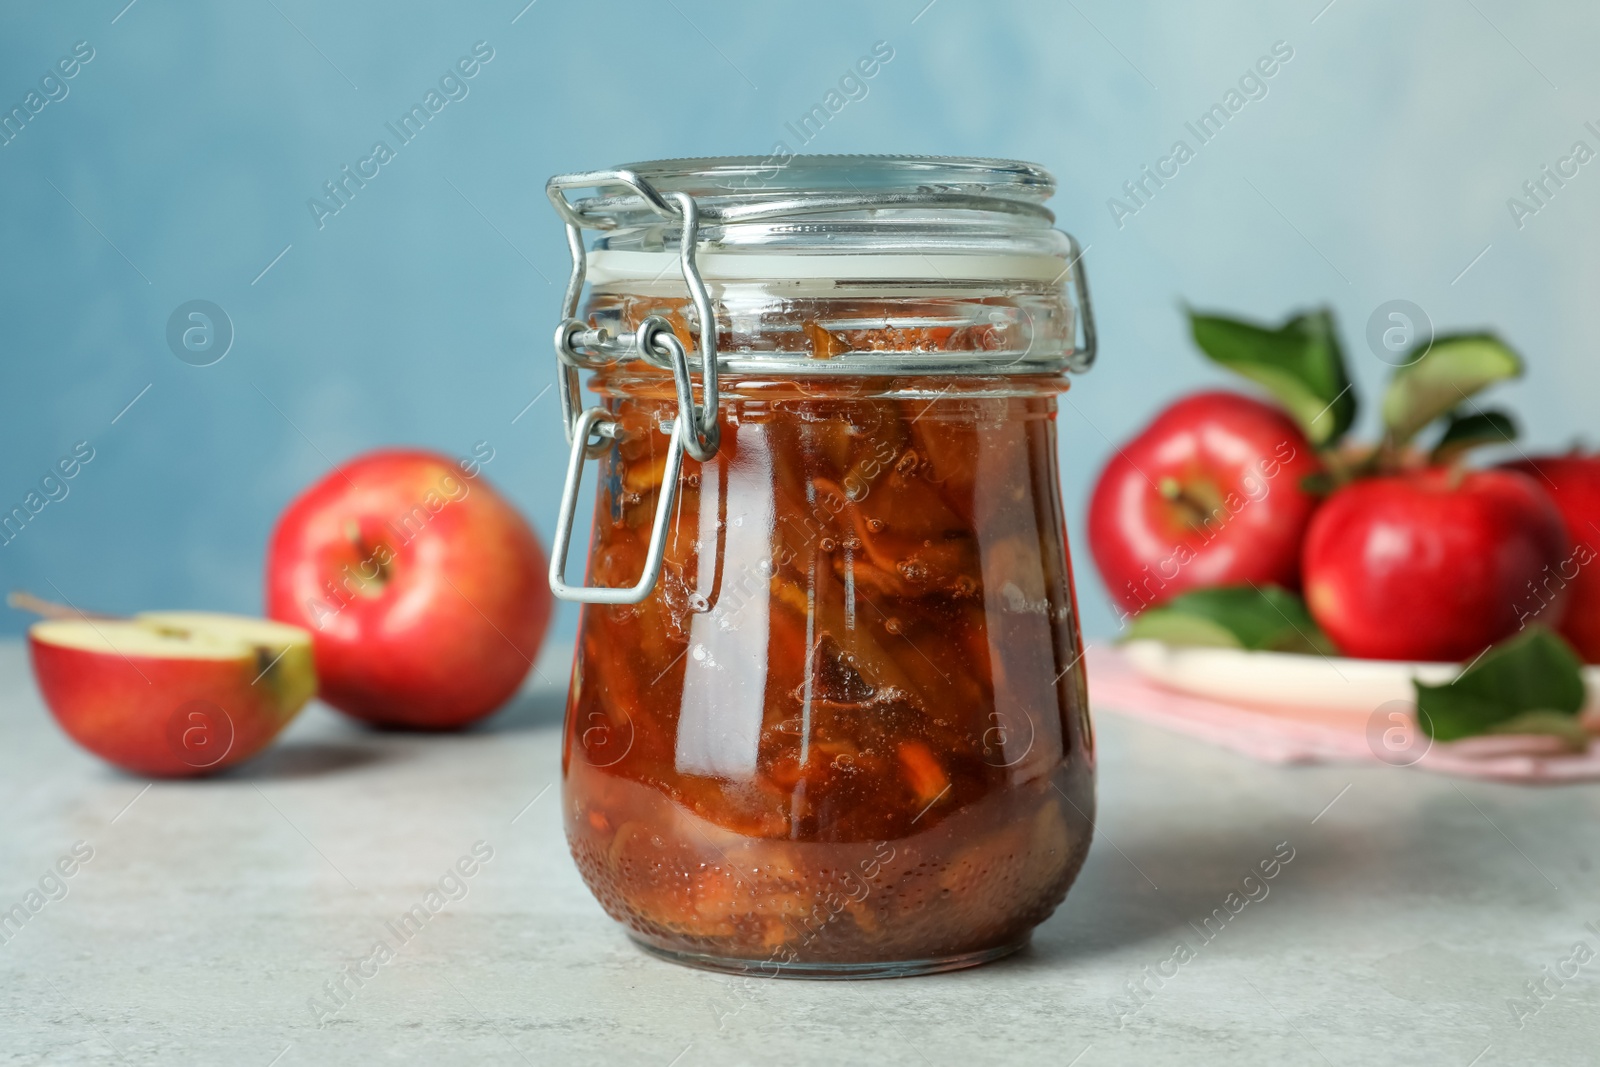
[1302,468,1569,661]
[1502,454,1600,662]
[266,449,551,729]
[30,612,316,776]
[1088,390,1324,617]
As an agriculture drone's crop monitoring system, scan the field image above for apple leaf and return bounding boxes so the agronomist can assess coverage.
[1414,627,1586,743]
[1124,584,1338,655]
[1188,307,1356,447]
[1430,408,1518,466]
[1381,333,1523,446]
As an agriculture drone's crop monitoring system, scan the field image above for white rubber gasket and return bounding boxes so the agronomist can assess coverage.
[586,249,1072,291]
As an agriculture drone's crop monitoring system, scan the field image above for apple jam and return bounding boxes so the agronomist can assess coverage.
[562,370,1096,973]
[549,157,1097,977]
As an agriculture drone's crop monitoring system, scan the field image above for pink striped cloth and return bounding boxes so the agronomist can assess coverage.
[1087,646,1600,784]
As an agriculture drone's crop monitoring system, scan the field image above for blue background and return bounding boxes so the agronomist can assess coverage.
[1,0,1595,643]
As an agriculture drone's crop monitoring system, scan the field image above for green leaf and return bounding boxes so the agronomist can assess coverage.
[1430,408,1519,466]
[1414,627,1586,742]
[1188,307,1356,447]
[1381,333,1523,446]
[1124,584,1338,655]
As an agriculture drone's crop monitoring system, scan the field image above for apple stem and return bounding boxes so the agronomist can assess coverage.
[343,522,394,593]
[1157,477,1188,505]
[1158,478,1218,529]
[1373,433,1402,476]
[6,591,118,621]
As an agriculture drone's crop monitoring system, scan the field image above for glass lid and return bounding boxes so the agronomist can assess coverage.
[554,155,1060,231]
[611,155,1055,206]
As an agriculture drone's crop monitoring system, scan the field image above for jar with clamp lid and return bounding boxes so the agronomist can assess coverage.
[545,156,1098,978]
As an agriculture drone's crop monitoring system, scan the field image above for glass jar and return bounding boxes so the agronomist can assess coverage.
[544,157,1097,978]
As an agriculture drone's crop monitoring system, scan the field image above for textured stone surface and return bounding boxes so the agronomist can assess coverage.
[2,640,1597,1065]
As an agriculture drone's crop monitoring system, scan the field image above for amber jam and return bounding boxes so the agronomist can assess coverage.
[551,157,1096,977]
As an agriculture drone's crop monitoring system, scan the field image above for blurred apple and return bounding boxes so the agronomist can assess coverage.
[265,448,550,729]
[1503,453,1600,661]
[29,611,315,776]
[1088,391,1324,617]
[1303,468,1569,661]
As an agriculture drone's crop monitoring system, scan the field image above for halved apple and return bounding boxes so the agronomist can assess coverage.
[29,612,316,777]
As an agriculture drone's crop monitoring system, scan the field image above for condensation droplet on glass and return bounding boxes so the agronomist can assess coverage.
[866,518,885,534]
[756,559,775,578]
[819,538,837,553]
[885,617,903,635]
[688,593,710,613]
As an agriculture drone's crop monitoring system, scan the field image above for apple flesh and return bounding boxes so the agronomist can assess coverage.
[266,449,551,730]
[1302,468,1570,661]
[1088,390,1325,617]
[1503,454,1600,662]
[29,612,316,777]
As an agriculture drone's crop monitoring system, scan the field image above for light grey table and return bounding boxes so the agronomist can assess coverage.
[2,639,1596,1066]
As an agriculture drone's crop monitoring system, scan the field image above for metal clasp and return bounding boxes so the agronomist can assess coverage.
[543,170,720,603]
[1063,231,1097,373]
[548,409,686,605]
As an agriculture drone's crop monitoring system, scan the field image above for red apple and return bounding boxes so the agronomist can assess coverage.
[1302,468,1569,661]
[265,449,551,729]
[1088,390,1325,616]
[1502,454,1600,662]
[29,612,316,776]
